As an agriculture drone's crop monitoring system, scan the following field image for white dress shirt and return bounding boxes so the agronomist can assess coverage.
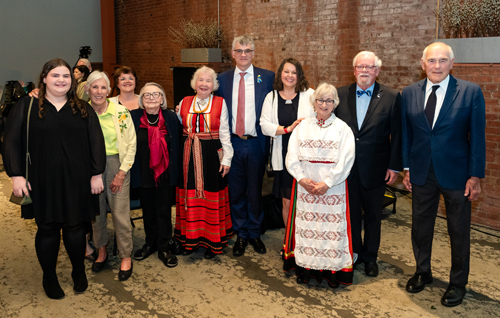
[424,74,450,128]
[176,96,233,167]
[232,65,257,136]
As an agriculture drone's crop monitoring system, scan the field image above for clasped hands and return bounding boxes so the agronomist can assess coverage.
[298,178,329,196]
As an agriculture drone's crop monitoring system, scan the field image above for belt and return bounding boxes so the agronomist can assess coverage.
[232,134,256,140]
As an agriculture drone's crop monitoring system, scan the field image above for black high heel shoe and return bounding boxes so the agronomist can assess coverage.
[118,261,133,281]
[91,252,108,272]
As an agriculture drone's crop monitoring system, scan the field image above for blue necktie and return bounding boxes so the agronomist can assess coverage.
[357,90,372,97]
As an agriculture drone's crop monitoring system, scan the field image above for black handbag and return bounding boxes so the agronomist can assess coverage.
[9,97,33,206]
[261,193,284,234]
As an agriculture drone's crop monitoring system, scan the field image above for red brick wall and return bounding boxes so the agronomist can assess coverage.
[445,64,500,230]
[114,0,500,230]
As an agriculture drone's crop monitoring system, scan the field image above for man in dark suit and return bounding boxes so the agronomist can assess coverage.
[335,51,402,278]
[216,35,274,256]
[402,42,485,307]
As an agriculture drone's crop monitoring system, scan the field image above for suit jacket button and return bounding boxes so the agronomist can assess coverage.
[356,138,359,141]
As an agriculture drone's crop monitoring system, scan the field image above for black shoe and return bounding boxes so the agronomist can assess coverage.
[353,259,362,270]
[91,253,108,273]
[182,248,193,256]
[233,237,248,257]
[296,276,307,284]
[441,285,466,307]
[158,251,178,268]
[406,273,433,293]
[42,277,65,300]
[85,249,97,262]
[168,239,183,255]
[72,270,88,294]
[204,249,217,259]
[134,244,157,261]
[118,261,133,281]
[248,237,266,254]
[365,261,379,277]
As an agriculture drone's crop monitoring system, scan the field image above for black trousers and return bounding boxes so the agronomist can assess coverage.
[411,165,471,288]
[348,166,386,263]
[35,222,88,280]
[139,184,174,252]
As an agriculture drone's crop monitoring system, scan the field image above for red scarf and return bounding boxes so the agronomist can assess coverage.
[140,110,169,183]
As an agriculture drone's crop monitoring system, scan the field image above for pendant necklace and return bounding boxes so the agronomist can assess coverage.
[316,118,332,128]
[193,95,211,113]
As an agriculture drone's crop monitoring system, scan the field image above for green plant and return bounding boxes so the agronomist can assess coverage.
[168,19,222,48]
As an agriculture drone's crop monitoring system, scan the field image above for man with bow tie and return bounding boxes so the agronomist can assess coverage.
[402,42,485,307]
[335,51,402,277]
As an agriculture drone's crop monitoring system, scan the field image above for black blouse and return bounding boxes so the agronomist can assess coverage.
[2,96,106,225]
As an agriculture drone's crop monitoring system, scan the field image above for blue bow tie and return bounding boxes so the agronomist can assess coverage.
[357,90,372,97]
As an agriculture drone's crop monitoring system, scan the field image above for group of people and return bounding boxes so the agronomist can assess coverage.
[3,36,485,309]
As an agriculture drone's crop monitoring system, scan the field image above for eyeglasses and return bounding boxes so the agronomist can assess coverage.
[233,49,254,55]
[143,92,162,99]
[355,65,377,71]
[315,99,335,106]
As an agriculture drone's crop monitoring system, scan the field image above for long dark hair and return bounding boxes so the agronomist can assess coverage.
[38,58,87,118]
[273,58,309,93]
[73,65,90,82]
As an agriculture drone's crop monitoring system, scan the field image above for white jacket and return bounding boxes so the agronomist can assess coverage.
[260,88,315,171]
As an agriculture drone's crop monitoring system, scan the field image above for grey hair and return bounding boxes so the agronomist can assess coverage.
[78,58,92,71]
[85,70,111,94]
[190,66,219,92]
[232,35,255,51]
[352,51,382,68]
[422,42,455,60]
[138,82,167,110]
[310,83,340,112]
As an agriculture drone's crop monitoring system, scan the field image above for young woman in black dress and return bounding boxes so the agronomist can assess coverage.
[3,58,106,299]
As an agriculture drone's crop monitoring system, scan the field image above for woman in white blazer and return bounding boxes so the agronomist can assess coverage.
[260,58,315,226]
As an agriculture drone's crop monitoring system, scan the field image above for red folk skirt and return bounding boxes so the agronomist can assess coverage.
[174,136,233,253]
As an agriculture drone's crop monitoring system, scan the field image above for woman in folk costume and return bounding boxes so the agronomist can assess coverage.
[174,66,234,259]
[284,83,355,288]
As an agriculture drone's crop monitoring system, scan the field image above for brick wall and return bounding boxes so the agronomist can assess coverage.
[114,0,500,230]
[445,64,500,229]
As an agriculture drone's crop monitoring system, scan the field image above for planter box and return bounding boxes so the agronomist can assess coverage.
[437,37,500,63]
[181,48,222,63]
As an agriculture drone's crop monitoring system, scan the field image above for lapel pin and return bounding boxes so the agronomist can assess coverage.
[257,75,262,83]
[377,94,381,98]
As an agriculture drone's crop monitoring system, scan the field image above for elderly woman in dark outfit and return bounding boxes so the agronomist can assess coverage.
[131,83,182,267]
[2,58,106,299]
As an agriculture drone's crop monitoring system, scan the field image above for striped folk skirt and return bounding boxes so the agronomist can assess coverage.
[175,137,233,253]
